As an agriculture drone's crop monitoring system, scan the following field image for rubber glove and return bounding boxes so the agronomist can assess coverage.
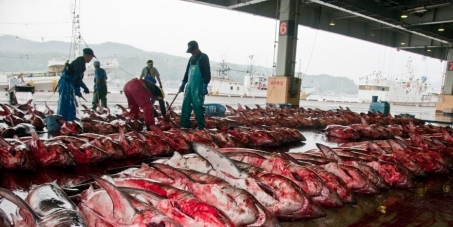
[93,84,98,91]
[202,83,208,96]
[75,89,82,97]
[179,81,187,93]
[83,87,89,94]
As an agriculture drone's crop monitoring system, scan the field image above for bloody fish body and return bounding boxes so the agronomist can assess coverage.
[324,125,360,139]
[161,144,326,219]
[119,163,280,227]
[29,131,75,167]
[0,138,37,170]
[79,177,182,227]
[108,177,235,227]
[219,148,343,208]
[0,183,87,227]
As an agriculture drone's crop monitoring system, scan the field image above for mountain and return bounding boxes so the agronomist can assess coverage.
[302,74,358,95]
[0,35,358,94]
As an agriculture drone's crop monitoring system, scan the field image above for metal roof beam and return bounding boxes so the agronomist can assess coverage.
[228,0,271,9]
[403,4,453,24]
[179,0,451,60]
[309,0,451,44]
[180,0,230,8]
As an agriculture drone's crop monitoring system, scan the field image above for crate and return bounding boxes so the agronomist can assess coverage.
[398,113,416,118]
[8,86,34,105]
[204,103,226,117]
[369,101,390,115]
[14,86,35,93]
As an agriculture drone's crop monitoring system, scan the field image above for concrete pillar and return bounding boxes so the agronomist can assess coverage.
[276,0,299,77]
[266,0,302,107]
[442,49,453,94]
[435,48,453,113]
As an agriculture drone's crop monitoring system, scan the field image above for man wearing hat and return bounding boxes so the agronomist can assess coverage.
[91,60,108,110]
[178,40,211,129]
[123,78,166,129]
[57,47,94,121]
[140,60,163,88]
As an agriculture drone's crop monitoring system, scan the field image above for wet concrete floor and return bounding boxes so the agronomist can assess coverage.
[1,131,453,226]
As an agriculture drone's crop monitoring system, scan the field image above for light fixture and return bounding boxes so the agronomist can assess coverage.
[401,42,406,45]
[427,49,432,52]
[438,26,445,32]
[401,13,408,19]
[329,20,335,26]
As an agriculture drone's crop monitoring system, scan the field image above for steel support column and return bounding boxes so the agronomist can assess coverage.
[266,0,301,107]
[443,49,453,95]
[276,0,299,76]
[436,48,453,112]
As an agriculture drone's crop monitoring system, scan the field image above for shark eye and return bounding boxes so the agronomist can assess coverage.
[257,182,277,200]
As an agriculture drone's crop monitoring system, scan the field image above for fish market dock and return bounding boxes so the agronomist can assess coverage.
[3,91,452,125]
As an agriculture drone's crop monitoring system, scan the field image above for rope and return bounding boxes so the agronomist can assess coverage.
[33,92,57,106]
[303,29,319,76]
[304,7,321,76]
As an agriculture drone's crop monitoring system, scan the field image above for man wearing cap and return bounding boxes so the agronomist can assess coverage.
[57,48,94,121]
[92,61,108,110]
[178,40,211,129]
[123,78,166,129]
[140,60,163,88]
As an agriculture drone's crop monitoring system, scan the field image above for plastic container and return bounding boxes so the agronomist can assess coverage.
[8,86,34,105]
[369,101,390,115]
[46,115,63,132]
[371,96,378,102]
[204,103,226,117]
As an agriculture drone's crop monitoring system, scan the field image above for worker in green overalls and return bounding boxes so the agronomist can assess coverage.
[92,61,108,110]
[179,41,211,129]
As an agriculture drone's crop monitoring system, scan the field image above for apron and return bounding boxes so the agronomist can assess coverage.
[180,54,205,128]
[57,68,78,121]
[145,67,157,84]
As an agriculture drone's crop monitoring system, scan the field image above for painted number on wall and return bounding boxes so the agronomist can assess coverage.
[279,21,287,35]
[449,62,453,71]
[271,81,284,86]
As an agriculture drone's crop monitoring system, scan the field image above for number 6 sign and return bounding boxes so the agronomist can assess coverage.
[280,21,287,35]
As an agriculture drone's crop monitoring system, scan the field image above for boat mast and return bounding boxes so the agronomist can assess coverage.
[70,0,81,60]
[248,55,254,77]
[218,56,230,79]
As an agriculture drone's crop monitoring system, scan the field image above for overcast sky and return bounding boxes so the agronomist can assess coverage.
[0,0,447,84]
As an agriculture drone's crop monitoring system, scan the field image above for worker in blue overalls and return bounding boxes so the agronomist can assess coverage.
[57,48,93,121]
[179,41,211,129]
[92,61,108,110]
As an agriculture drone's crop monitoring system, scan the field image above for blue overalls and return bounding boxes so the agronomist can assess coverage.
[57,68,77,121]
[180,54,205,129]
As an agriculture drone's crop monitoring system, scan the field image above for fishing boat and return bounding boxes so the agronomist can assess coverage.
[0,1,123,93]
[357,58,439,106]
[208,58,316,98]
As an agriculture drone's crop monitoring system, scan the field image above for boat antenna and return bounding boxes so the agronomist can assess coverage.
[68,0,81,60]
[249,55,254,77]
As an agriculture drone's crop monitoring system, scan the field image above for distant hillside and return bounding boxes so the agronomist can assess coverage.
[0,35,358,94]
[302,74,358,95]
